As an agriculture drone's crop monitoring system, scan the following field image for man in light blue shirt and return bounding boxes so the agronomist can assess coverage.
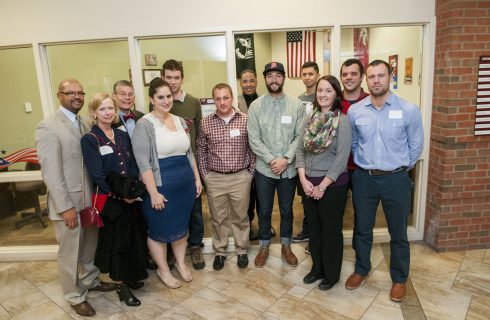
[247,61,305,268]
[345,60,423,303]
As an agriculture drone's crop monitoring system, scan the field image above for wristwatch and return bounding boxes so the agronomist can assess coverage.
[317,185,326,192]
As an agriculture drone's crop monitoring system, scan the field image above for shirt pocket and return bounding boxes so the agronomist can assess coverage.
[385,119,405,141]
[355,117,375,142]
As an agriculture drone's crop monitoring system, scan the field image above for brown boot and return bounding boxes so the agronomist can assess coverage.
[70,301,96,317]
[390,283,406,302]
[281,245,298,266]
[345,273,366,290]
[254,247,269,268]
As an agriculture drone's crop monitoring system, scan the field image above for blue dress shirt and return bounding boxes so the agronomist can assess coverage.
[347,93,424,171]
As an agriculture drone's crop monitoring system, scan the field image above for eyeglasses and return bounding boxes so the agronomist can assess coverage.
[60,91,86,97]
[116,92,135,98]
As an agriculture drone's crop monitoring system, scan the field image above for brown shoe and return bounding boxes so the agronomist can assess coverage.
[70,301,95,317]
[345,273,366,290]
[254,247,269,268]
[281,245,298,266]
[189,246,206,270]
[88,280,117,292]
[390,283,406,302]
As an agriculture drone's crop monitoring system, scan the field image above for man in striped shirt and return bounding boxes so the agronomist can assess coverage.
[197,83,256,270]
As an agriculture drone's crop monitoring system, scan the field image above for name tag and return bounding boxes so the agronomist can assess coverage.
[281,115,292,124]
[389,110,403,119]
[117,125,127,132]
[230,128,241,137]
[99,145,113,155]
[304,102,313,115]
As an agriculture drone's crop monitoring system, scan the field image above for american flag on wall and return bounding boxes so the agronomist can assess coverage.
[0,148,38,169]
[286,30,316,78]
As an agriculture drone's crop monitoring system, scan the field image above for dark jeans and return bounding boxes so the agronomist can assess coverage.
[303,184,348,284]
[254,171,297,246]
[248,178,257,223]
[352,168,411,283]
[188,194,204,247]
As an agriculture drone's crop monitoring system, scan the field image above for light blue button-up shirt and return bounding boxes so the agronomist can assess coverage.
[118,111,136,137]
[59,106,78,127]
[347,93,424,171]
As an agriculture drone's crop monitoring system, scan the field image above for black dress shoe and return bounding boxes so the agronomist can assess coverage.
[126,280,144,290]
[318,278,335,291]
[88,281,117,292]
[117,283,141,307]
[213,255,226,270]
[237,254,249,268]
[303,272,323,284]
[146,258,158,270]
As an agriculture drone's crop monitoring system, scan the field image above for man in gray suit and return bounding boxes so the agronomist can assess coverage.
[35,79,116,317]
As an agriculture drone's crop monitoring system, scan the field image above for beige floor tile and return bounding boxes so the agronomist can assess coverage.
[452,268,490,297]
[206,278,231,292]
[19,261,59,287]
[286,285,311,300]
[280,261,317,289]
[37,278,68,309]
[412,279,471,320]
[364,262,392,293]
[181,287,261,320]
[304,282,378,319]
[465,294,490,320]
[361,291,403,320]
[220,269,293,311]
[1,290,50,316]
[0,305,10,320]
[265,294,351,320]
[155,305,205,320]
[0,268,36,303]
[483,249,490,265]
[11,301,70,320]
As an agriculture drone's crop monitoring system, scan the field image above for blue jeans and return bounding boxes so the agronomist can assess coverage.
[254,171,297,246]
[187,194,204,247]
[352,168,411,283]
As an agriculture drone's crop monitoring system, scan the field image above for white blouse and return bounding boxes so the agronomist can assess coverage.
[145,113,190,159]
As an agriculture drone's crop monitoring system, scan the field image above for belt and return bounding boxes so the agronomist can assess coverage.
[211,169,246,175]
[360,166,406,176]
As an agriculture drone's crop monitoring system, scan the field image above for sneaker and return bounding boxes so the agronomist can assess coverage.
[292,232,309,243]
[189,245,205,270]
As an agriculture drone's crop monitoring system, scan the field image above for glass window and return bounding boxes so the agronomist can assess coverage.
[46,40,131,115]
[341,25,424,228]
[0,47,54,246]
[139,35,227,110]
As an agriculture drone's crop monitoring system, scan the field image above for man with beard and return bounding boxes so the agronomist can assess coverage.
[36,79,116,317]
[247,62,305,268]
[346,60,423,302]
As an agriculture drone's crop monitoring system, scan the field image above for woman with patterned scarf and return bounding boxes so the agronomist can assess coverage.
[296,75,352,290]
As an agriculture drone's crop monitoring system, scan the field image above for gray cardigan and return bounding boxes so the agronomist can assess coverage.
[295,113,352,181]
[132,114,195,187]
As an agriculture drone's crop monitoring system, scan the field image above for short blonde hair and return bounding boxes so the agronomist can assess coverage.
[88,93,119,125]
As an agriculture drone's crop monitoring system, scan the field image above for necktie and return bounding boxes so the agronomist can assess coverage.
[123,113,135,121]
[75,115,83,134]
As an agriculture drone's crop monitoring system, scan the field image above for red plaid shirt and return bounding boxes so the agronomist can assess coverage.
[197,110,256,178]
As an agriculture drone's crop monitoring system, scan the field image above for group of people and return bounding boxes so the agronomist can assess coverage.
[35,56,423,317]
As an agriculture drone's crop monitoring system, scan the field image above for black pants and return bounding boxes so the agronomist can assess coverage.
[303,184,348,284]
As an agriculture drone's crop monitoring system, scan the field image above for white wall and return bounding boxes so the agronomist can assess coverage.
[0,0,434,46]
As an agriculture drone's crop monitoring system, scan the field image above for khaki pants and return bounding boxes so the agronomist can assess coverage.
[54,220,100,305]
[204,170,252,255]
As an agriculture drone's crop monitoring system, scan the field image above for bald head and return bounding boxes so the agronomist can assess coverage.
[57,79,85,114]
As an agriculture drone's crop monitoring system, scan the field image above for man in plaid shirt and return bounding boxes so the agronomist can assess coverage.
[197,83,256,270]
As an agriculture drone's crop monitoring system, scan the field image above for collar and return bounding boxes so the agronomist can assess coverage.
[175,90,186,102]
[364,91,394,109]
[212,109,239,120]
[265,92,285,103]
[59,106,77,124]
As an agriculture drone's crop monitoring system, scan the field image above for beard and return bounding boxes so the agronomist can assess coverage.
[266,82,284,94]
[369,85,389,98]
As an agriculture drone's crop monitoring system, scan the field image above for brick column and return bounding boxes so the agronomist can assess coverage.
[425,0,490,250]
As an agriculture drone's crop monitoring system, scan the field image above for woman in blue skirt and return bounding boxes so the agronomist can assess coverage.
[133,78,202,289]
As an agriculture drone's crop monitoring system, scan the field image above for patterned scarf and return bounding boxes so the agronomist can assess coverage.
[303,109,340,153]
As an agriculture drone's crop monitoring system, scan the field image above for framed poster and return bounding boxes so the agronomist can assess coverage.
[142,69,162,86]
[389,54,399,90]
[404,57,413,85]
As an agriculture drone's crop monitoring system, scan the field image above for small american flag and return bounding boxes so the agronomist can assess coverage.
[0,148,38,169]
[286,30,316,78]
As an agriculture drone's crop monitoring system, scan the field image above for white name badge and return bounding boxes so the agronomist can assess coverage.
[230,128,241,137]
[117,125,127,132]
[305,102,313,115]
[99,145,113,155]
[281,115,292,124]
[389,110,403,119]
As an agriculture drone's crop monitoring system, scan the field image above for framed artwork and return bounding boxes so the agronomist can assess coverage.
[389,54,398,90]
[404,57,413,85]
[142,69,162,86]
[145,54,157,66]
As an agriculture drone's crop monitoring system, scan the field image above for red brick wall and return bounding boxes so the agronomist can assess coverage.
[425,0,490,250]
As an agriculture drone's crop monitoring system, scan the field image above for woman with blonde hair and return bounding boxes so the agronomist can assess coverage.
[81,93,147,306]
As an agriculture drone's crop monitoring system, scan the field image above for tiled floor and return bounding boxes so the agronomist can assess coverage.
[0,241,488,319]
